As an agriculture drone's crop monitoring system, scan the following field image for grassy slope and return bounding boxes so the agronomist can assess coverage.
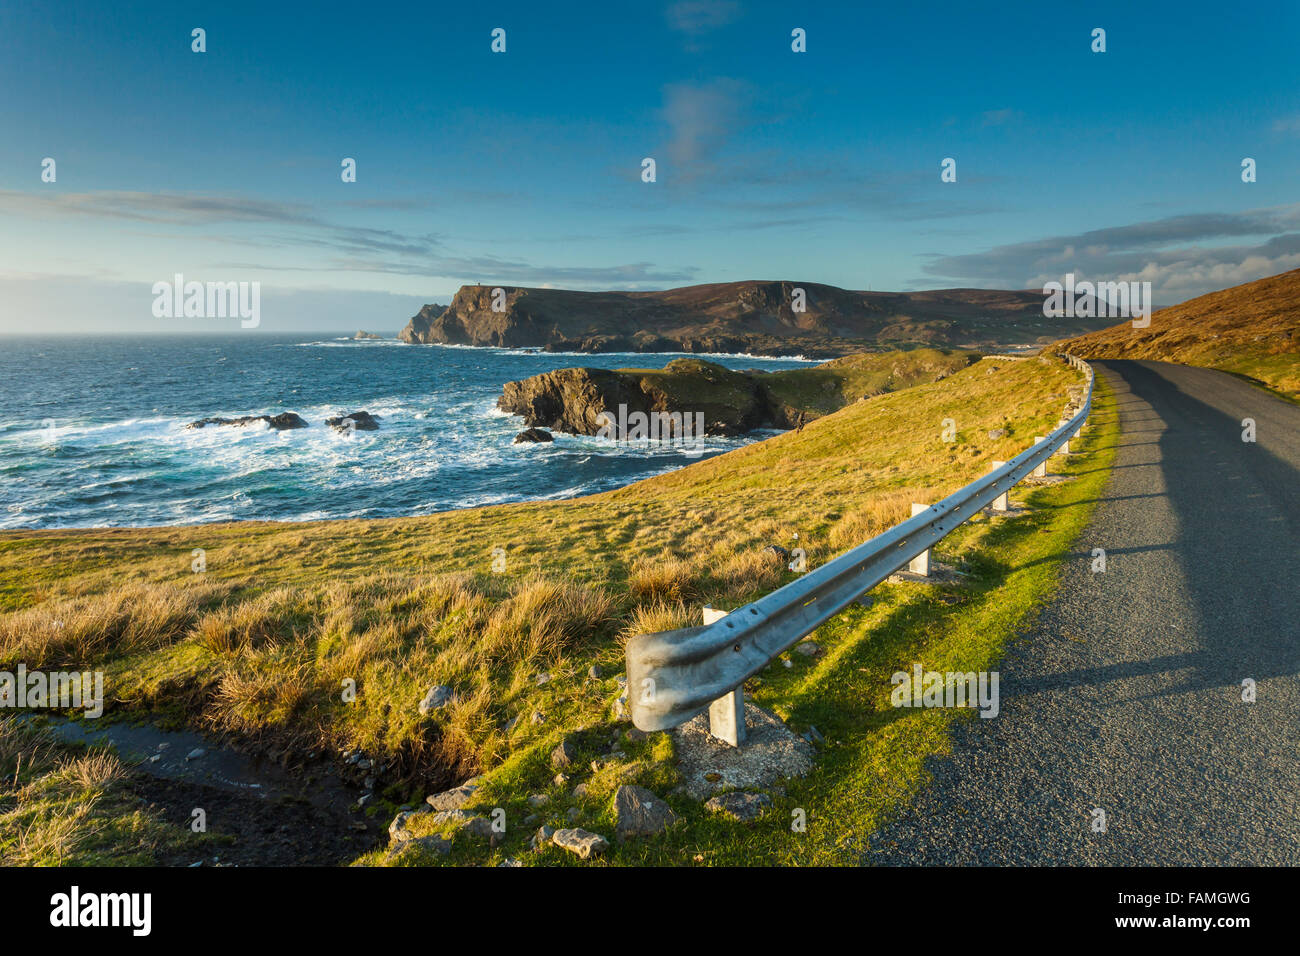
[611,348,979,424]
[762,348,978,415]
[0,355,1104,863]
[1058,268,1300,399]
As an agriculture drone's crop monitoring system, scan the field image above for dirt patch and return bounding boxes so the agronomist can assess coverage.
[127,772,384,867]
[38,717,387,866]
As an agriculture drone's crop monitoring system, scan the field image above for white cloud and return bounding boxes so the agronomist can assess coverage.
[665,0,741,37]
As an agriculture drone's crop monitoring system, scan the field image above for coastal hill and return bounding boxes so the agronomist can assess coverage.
[399,281,1103,357]
[1058,268,1300,398]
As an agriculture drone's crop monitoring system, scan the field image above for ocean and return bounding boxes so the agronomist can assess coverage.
[0,334,814,530]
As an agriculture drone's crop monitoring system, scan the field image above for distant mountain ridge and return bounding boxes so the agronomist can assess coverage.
[398,281,1109,357]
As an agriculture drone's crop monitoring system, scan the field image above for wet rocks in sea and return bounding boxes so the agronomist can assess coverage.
[327,410,380,432]
[186,412,307,431]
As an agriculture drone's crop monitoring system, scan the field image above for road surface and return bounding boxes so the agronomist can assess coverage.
[866,360,1299,865]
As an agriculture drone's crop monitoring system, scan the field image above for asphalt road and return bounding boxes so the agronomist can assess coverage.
[867,360,1300,865]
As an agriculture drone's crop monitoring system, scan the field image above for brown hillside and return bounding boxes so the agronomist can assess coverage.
[1057,269,1300,398]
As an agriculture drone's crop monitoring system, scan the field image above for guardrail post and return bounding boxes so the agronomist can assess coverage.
[990,461,1009,511]
[908,503,931,575]
[700,606,746,746]
[1033,438,1048,477]
[702,607,727,625]
[708,688,746,747]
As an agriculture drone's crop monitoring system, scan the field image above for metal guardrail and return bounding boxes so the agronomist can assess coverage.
[626,353,1093,744]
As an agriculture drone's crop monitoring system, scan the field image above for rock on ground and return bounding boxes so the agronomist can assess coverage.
[705,791,772,822]
[613,785,678,841]
[551,827,609,859]
[425,777,480,811]
[430,809,493,839]
[673,703,814,800]
[531,824,555,850]
[388,834,451,859]
[387,807,430,844]
[550,740,576,768]
[419,684,454,714]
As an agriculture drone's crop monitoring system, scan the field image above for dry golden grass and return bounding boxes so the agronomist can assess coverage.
[209,653,317,738]
[6,802,99,865]
[191,586,306,654]
[0,719,148,866]
[628,557,697,603]
[620,601,696,644]
[711,547,784,595]
[59,749,125,791]
[827,490,926,552]
[0,582,221,669]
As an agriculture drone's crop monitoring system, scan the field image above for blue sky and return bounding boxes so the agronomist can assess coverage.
[2,0,1299,333]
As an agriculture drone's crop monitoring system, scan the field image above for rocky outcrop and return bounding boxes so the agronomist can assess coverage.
[326,411,380,432]
[512,427,554,444]
[497,349,980,438]
[498,360,776,437]
[354,330,383,340]
[399,281,1089,354]
[186,412,307,431]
